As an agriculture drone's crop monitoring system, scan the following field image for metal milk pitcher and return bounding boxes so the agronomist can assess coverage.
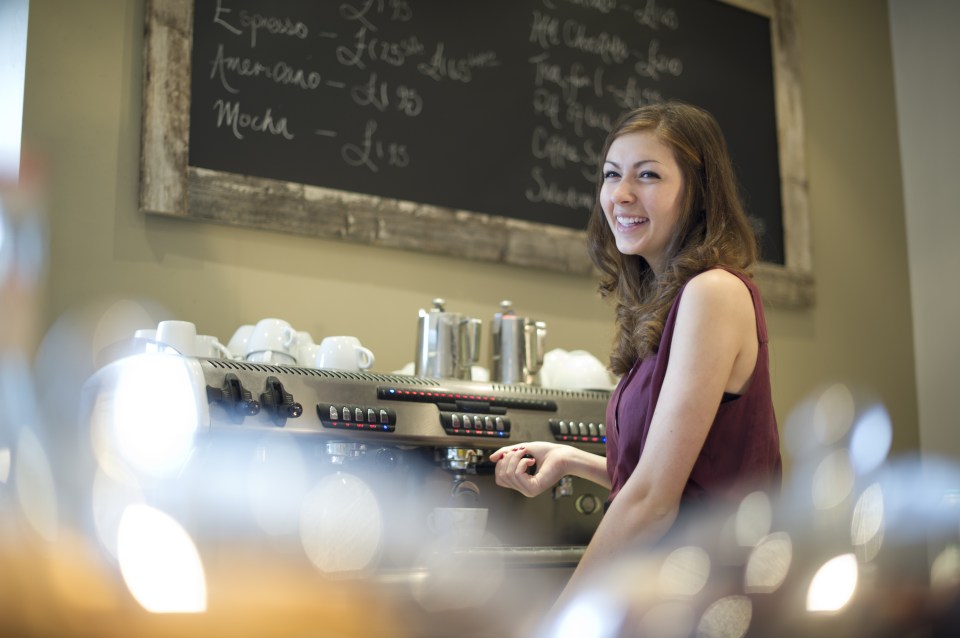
[415,299,482,380]
[490,300,547,385]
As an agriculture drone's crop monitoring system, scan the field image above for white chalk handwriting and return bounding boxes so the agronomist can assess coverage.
[211,0,308,48]
[336,27,426,70]
[529,11,630,64]
[210,44,321,94]
[340,0,413,32]
[341,119,410,172]
[351,72,423,116]
[212,100,295,141]
[525,166,595,209]
[417,44,499,83]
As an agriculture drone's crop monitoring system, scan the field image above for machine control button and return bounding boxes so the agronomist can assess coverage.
[206,373,261,424]
[546,418,605,444]
[257,376,302,427]
[440,411,509,438]
[318,404,396,432]
[576,493,601,515]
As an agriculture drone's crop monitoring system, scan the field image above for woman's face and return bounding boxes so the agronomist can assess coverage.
[600,131,684,274]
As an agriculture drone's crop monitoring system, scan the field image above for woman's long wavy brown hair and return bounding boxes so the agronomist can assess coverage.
[587,101,759,376]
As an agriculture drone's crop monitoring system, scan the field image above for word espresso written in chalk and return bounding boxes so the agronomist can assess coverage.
[212,0,309,48]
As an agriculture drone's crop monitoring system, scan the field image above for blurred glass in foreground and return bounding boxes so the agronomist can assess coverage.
[538,383,960,638]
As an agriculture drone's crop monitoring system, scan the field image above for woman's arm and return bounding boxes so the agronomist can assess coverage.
[489,441,611,496]
[555,269,758,603]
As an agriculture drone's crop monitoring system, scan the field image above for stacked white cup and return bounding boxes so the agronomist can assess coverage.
[244,318,299,365]
[153,320,231,358]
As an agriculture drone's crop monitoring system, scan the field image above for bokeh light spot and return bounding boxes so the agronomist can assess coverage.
[117,504,207,613]
[849,404,892,475]
[659,545,711,597]
[812,449,855,510]
[300,472,382,573]
[744,532,792,593]
[806,553,858,613]
[930,545,960,590]
[851,483,885,561]
[735,491,772,547]
[697,595,752,638]
[813,383,855,446]
[111,354,200,478]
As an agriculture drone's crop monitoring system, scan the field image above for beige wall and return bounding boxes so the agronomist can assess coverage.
[23,0,919,458]
[889,0,960,460]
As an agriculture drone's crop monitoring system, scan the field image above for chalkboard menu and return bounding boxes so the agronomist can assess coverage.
[187,0,784,263]
[141,0,813,306]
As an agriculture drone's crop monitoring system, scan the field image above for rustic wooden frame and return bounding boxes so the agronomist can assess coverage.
[140,0,813,307]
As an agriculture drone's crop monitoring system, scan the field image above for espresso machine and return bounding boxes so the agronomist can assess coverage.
[76,302,610,629]
[81,355,609,557]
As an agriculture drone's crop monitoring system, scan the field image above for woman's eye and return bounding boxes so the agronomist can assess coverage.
[639,170,661,179]
[603,170,621,180]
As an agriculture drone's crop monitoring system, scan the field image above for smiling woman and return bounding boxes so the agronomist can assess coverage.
[491,101,781,611]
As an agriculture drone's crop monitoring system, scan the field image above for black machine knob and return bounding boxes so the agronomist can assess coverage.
[206,373,260,424]
[259,376,303,426]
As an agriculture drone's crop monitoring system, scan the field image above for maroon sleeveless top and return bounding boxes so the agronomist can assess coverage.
[605,269,782,508]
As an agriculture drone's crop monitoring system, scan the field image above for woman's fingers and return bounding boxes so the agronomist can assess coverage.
[491,450,541,496]
[489,445,526,463]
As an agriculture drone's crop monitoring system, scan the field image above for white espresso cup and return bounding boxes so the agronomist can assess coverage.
[316,336,374,371]
[155,320,198,356]
[227,324,255,360]
[245,318,298,365]
[427,507,488,546]
[296,331,319,367]
[195,334,231,359]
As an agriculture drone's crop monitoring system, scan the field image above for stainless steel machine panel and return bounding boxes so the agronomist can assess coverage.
[199,358,610,451]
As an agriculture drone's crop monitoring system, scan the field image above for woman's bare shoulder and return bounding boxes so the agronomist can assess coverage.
[684,269,751,304]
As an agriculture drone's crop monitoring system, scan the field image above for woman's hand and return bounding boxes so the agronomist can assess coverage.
[489,442,569,498]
